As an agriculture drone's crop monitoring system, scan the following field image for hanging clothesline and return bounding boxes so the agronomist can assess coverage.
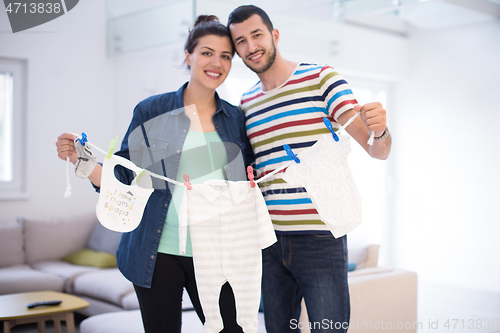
[87,142,186,187]
[65,112,364,196]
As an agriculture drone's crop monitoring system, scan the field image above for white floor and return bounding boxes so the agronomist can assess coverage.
[417,281,500,333]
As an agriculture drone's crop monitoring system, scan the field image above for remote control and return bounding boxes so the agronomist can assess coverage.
[26,300,62,309]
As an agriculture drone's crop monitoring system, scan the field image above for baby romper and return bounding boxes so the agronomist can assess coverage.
[282,134,363,237]
[178,179,276,333]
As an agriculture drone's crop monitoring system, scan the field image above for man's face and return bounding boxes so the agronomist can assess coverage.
[229,14,277,74]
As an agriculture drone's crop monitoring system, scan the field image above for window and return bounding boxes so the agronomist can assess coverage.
[348,81,392,265]
[0,58,27,199]
[0,72,13,182]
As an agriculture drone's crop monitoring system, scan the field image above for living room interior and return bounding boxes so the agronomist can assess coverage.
[1,0,499,332]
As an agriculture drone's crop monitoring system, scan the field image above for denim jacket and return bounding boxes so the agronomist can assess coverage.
[100,83,254,288]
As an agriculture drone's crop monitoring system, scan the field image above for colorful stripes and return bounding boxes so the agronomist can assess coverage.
[248,116,324,141]
[266,198,313,205]
[246,107,326,130]
[240,63,358,233]
[251,128,330,150]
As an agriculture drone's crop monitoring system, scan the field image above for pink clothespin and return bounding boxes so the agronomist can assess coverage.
[247,166,255,188]
[183,174,192,190]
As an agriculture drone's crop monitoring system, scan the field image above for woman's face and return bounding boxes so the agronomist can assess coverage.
[185,35,233,91]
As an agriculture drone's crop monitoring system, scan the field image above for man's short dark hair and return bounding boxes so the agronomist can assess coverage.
[227,5,274,33]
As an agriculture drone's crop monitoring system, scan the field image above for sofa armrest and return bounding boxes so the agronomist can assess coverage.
[298,268,418,333]
[348,268,418,332]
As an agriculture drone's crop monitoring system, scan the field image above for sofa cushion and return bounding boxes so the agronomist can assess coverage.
[121,291,140,310]
[120,289,192,311]
[75,295,125,317]
[0,222,25,268]
[0,265,64,295]
[73,269,134,306]
[19,212,97,264]
[120,289,193,311]
[87,222,122,255]
[80,310,145,333]
[63,249,117,268]
[31,260,98,293]
[348,266,393,278]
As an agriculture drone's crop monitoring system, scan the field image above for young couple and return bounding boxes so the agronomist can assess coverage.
[56,5,391,333]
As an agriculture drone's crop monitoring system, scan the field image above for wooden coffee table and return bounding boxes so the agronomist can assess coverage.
[0,290,89,333]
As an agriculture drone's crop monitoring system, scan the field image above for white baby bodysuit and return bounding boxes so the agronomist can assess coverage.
[96,155,154,232]
[178,180,276,333]
[282,134,362,237]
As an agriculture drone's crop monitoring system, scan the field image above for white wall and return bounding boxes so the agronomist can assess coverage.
[391,21,500,292]
[0,0,114,222]
[110,42,190,141]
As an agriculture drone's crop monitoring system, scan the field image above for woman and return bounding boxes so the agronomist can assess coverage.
[56,15,253,333]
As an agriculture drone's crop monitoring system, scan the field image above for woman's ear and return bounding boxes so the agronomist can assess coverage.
[185,50,191,67]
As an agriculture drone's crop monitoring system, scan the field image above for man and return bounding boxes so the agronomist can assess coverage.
[227,5,391,333]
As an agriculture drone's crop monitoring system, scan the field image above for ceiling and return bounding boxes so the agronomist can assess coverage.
[217,0,500,35]
[105,0,500,55]
[107,0,500,35]
[338,0,500,35]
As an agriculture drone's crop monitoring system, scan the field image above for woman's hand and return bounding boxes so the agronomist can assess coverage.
[56,133,78,165]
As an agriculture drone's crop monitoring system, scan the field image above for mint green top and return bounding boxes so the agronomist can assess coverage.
[157,130,227,256]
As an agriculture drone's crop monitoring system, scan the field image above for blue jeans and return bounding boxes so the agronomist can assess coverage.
[262,234,350,333]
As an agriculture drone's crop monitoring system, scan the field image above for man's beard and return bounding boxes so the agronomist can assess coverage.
[245,44,277,74]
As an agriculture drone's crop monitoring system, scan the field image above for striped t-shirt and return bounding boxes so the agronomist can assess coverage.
[240,63,358,234]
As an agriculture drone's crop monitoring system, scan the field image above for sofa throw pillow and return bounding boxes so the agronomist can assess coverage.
[348,262,357,272]
[63,249,117,268]
[20,212,97,264]
[87,222,122,255]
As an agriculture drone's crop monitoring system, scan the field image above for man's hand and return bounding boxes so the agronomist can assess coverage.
[353,102,387,137]
[338,103,391,160]
[55,133,78,165]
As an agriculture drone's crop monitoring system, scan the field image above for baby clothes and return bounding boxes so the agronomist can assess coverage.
[178,180,276,333]
[74,140,97,179]
[96,155,154,232]
[282,134,362,237]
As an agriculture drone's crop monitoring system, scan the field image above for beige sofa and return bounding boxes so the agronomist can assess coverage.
[0,213,141,317]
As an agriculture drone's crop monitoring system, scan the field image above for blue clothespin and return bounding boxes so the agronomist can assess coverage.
[77,132,88,146]
[283,144,300,164]
[323,117,339,142]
